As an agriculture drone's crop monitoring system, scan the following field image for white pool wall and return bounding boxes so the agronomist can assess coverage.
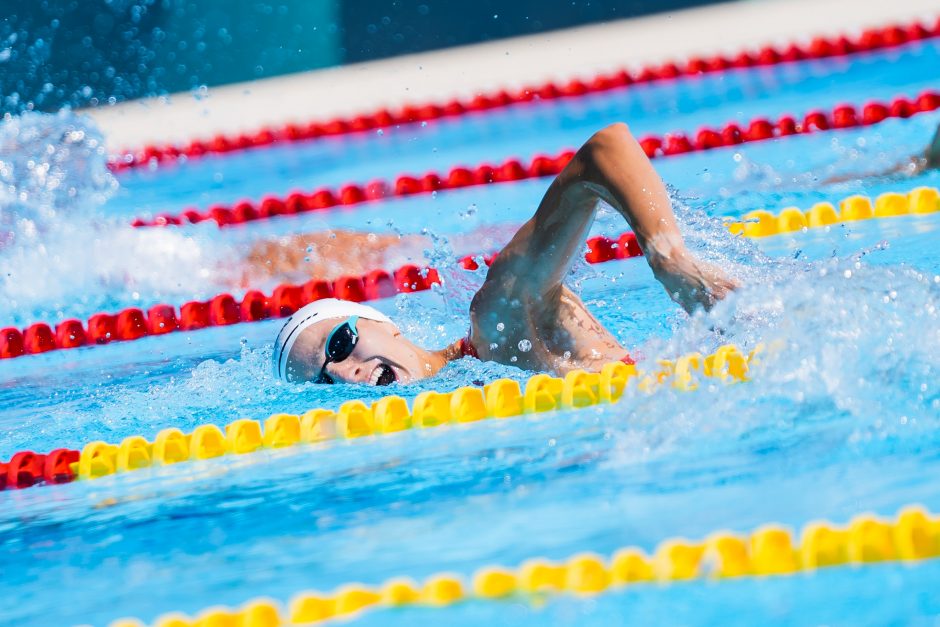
[84,0,940,150]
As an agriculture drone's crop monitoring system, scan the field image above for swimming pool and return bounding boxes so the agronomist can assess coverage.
[2,21,940,627]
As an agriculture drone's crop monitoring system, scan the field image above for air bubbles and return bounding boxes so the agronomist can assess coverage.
[518,339,531,352]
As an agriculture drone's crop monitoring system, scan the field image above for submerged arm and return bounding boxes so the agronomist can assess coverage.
[927,122,940,169]
[487,123,736,312]
[824,121,940,184]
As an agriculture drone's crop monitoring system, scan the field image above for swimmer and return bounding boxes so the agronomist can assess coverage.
[243,225,520,286]
[824,119,940,183]
[258,120,940,286]
[925,120,940,170]
[273,123,741,385]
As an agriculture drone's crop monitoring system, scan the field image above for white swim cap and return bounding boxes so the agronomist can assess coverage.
[272,298,396,382]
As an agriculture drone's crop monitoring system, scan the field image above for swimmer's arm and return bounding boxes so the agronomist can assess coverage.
[243,231,423,280]
[927,122,940,169]
[824,123,940,183]
[490,123,735,311]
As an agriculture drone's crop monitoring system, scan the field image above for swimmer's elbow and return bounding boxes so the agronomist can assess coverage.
[578,123,633,170]
[587,123,632,153]
[556,122,636,195]
[595,122,632,141]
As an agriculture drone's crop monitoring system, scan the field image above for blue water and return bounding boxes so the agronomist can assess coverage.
[113,39,940,218]
[2,41,940,626]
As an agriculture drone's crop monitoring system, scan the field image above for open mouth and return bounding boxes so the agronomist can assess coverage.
[369,363,397,386]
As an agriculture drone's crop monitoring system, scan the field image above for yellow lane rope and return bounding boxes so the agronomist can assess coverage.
[71,185,940,482]
[726,186,939,238]
[109,503,940,627]
[73,345,753,481]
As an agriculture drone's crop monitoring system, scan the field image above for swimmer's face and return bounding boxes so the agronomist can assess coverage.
[286,317,439,385]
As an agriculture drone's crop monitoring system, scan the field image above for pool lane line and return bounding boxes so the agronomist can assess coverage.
[107,18,940,174]
[724,186,940,237]
[0,231,643,363]
[0,344,754,492]
[130,89,940,229]
[108,503,940,627]
[2,185,937,366]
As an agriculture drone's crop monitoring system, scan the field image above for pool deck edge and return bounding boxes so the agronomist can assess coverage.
[83,0,939,149]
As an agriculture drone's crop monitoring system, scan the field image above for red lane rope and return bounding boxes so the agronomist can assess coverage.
[0,233,639,491]
[131,90,940,229]
[0,449,81,491]
[109,19,940,174]
[0,233,640,367]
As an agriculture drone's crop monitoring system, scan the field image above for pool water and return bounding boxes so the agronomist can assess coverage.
[2,36,940,626]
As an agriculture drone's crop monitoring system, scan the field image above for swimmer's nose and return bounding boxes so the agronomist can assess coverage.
[330,360,365,384]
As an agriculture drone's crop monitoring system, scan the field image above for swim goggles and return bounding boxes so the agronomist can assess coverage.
[314,315,359,384]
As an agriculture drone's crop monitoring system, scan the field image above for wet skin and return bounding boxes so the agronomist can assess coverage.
[288,123,740,384]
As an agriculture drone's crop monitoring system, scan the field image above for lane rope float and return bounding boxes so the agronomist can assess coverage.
[0,343,755,492]
[130,90,940,229]
[726,185,940,236]
[2,186,935,364]
[108,18,940,173]
[0,231,643,363]
[108,503,940,627]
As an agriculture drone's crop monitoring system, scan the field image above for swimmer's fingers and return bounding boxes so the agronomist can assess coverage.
[708,276,739,306]
[686,270,739,312]
[652,253,738,313]
[927,122,940,169]
[699,263,740,310]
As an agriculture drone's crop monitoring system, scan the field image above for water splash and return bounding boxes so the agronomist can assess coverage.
[0,109,116,228]
[0,111,235,325]
[610,251,940,469]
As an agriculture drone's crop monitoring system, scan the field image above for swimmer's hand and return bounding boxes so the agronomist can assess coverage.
[647,238,739,313]
[926,122,940,170]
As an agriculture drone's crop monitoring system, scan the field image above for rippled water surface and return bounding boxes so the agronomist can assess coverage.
[1,41,940,626]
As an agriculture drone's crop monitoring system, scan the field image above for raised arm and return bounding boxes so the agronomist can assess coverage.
[487,123,736,312]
